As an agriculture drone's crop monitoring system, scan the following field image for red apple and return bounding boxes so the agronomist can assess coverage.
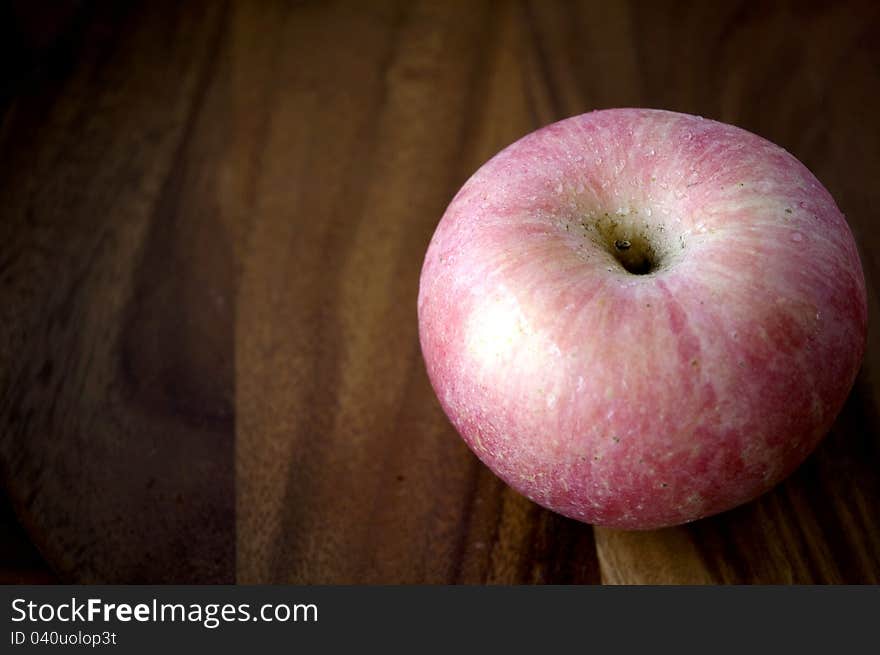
[418,108,867,529]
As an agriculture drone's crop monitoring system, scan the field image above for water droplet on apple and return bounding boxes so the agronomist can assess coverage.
[791,232,803,242]
[556,183,563,194]
[644,207,653,217]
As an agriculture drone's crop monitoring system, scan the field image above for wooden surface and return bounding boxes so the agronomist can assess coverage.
[1,0,879,584]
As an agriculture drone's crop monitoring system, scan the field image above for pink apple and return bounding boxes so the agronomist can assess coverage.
[418,108,867,529]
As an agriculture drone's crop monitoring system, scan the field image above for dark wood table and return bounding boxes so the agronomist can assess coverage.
[2,0,879,584]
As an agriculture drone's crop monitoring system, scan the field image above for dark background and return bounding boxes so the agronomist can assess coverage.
[1,0,878,584]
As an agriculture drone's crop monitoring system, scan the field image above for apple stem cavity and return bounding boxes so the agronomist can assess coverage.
[589,214,666,275]
[612,238,656,275]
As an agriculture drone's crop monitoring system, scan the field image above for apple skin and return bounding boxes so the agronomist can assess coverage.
[418,108,867,530]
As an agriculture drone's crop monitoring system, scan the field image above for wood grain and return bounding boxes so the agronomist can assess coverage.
[0,0,235,583]
[1,0,878,583]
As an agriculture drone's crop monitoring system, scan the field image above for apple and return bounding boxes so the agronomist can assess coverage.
[417,108,867,529]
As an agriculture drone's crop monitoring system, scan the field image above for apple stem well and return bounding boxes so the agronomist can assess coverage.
[572,212,673,275]
[612,237,655,275]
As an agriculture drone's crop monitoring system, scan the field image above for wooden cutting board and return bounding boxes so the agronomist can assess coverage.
[1,0,878,584]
